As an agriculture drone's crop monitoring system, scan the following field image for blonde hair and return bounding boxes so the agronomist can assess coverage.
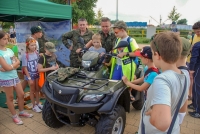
[92,34,101,40]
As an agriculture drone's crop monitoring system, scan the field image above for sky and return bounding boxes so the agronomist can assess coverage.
[93,0,200,26]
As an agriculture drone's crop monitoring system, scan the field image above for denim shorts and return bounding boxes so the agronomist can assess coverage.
[24,74,39,81]
[0,77,20,87]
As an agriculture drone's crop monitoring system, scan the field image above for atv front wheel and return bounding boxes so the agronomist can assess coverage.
[42,100,64,128]
[95,105,126,134]
[132,91,144,110]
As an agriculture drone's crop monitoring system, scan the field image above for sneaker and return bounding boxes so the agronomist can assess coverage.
[37,103,43,110]
[188,103,194,110]
[189,111,200,118]
[32,105,42,113]
[13,116,23,125]
[19,112,33,118]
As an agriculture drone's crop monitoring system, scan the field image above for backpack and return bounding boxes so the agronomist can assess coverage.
[38,54,46,88]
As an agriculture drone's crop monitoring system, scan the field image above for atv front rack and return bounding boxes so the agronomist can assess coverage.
[53,71,110,90]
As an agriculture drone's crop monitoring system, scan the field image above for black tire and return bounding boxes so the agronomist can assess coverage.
[132,91,144,110]
[95,105,126,134]
[42,100,64,128]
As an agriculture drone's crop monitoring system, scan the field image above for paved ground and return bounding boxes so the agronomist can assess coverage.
[0,100,199,134]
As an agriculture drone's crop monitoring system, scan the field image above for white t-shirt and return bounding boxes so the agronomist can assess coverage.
[138,69,190,134]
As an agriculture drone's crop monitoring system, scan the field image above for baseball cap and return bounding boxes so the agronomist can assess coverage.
[112,21,127,30]
[180,37,192,56]
[45,42,56,52]
[134,46,152,59]
[30,26,42,34]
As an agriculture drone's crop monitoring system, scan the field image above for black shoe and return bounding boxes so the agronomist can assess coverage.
[188,103,194,110]
[189,111,200,118]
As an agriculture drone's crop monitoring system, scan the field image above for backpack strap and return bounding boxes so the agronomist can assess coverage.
[178,66,189,72]
[191,34,195,45]
[144,67,160,77]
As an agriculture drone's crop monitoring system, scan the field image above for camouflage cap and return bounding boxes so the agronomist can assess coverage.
[112,21,127,30]
[57,67,80,81]
[45,42,56,52]
[180,37,192,56]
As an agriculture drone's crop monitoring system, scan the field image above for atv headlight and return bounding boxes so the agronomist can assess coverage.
[82,94,104,102]
[82,60,91,68]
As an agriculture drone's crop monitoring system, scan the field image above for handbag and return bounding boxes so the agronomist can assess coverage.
[141,76,187,134]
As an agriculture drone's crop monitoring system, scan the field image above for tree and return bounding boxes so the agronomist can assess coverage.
[168,6,181,23]
[177,19,187,25]
[94,8,104,25]
[49,0,98,25]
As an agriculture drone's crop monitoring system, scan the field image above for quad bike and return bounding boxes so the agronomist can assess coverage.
[41,41,144,134]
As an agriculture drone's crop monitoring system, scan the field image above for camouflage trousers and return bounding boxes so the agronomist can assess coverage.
[70,54,82,68]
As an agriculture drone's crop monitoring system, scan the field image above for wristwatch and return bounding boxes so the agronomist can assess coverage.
[28,77,31,80]
[126,52,129,57]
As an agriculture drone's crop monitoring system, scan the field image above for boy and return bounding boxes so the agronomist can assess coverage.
[122,46,159,100]
[89,34,106,55]
[37,42,59,85]
[176,37,192,124]
[110,20,139,81]
[138,31,190,134]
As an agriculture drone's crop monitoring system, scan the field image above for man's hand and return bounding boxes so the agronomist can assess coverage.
[122,76,128,84]
[76,48,82,53]
[69,45,73,51]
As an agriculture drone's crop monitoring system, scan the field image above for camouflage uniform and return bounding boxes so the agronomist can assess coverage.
[62,29,94,68]
[98,30,116,53]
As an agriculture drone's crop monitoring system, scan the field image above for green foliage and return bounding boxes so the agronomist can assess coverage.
[168,6,181,22]
[49,0,97,25]
[94,8,104,25]
[177,19,187,25]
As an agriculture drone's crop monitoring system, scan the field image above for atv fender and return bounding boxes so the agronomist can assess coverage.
[98,87,129,114]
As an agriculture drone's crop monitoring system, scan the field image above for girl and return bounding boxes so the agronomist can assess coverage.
[22,37,42,113]
[0,31,33,125]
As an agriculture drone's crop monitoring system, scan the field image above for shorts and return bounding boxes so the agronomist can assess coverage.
[24,74,39,81]
[0,77,20,87]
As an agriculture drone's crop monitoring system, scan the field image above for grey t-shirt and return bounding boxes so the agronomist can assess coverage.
[138,69,190,134]
[89,46,106,54]
[22,52,39,79]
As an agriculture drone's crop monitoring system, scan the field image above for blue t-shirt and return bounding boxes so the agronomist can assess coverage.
[89,46,106,54]
[143,66,159,84]
[22,52,39,79]
[0,48,18,80]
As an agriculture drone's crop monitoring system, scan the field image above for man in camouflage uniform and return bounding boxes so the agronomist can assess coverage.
[62,18,94,68]
[85,17,116,53]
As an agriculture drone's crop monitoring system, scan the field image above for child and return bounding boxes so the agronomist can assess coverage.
[89,34,106,55]
[138,31,190,134]
[0,31,33,125]
[122,46,159,101]
[110,20,139,81]
[176,37,192,124]
[21,37,42,113]
[37,42,59,82]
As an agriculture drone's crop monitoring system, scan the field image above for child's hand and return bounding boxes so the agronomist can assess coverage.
[117,52,126,58]
[51,64,59,70]
[122,76,128,84]
[145,109,152,116]
[0,68,5,72]
[100,52,105,57]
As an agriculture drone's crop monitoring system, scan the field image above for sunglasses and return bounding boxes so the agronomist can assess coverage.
[114,29,122,34]
[150,34,160,55]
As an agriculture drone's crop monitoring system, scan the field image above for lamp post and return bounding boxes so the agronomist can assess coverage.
[116,0,118,21]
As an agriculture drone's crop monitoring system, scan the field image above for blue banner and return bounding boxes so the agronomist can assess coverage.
[15,20,71,66]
